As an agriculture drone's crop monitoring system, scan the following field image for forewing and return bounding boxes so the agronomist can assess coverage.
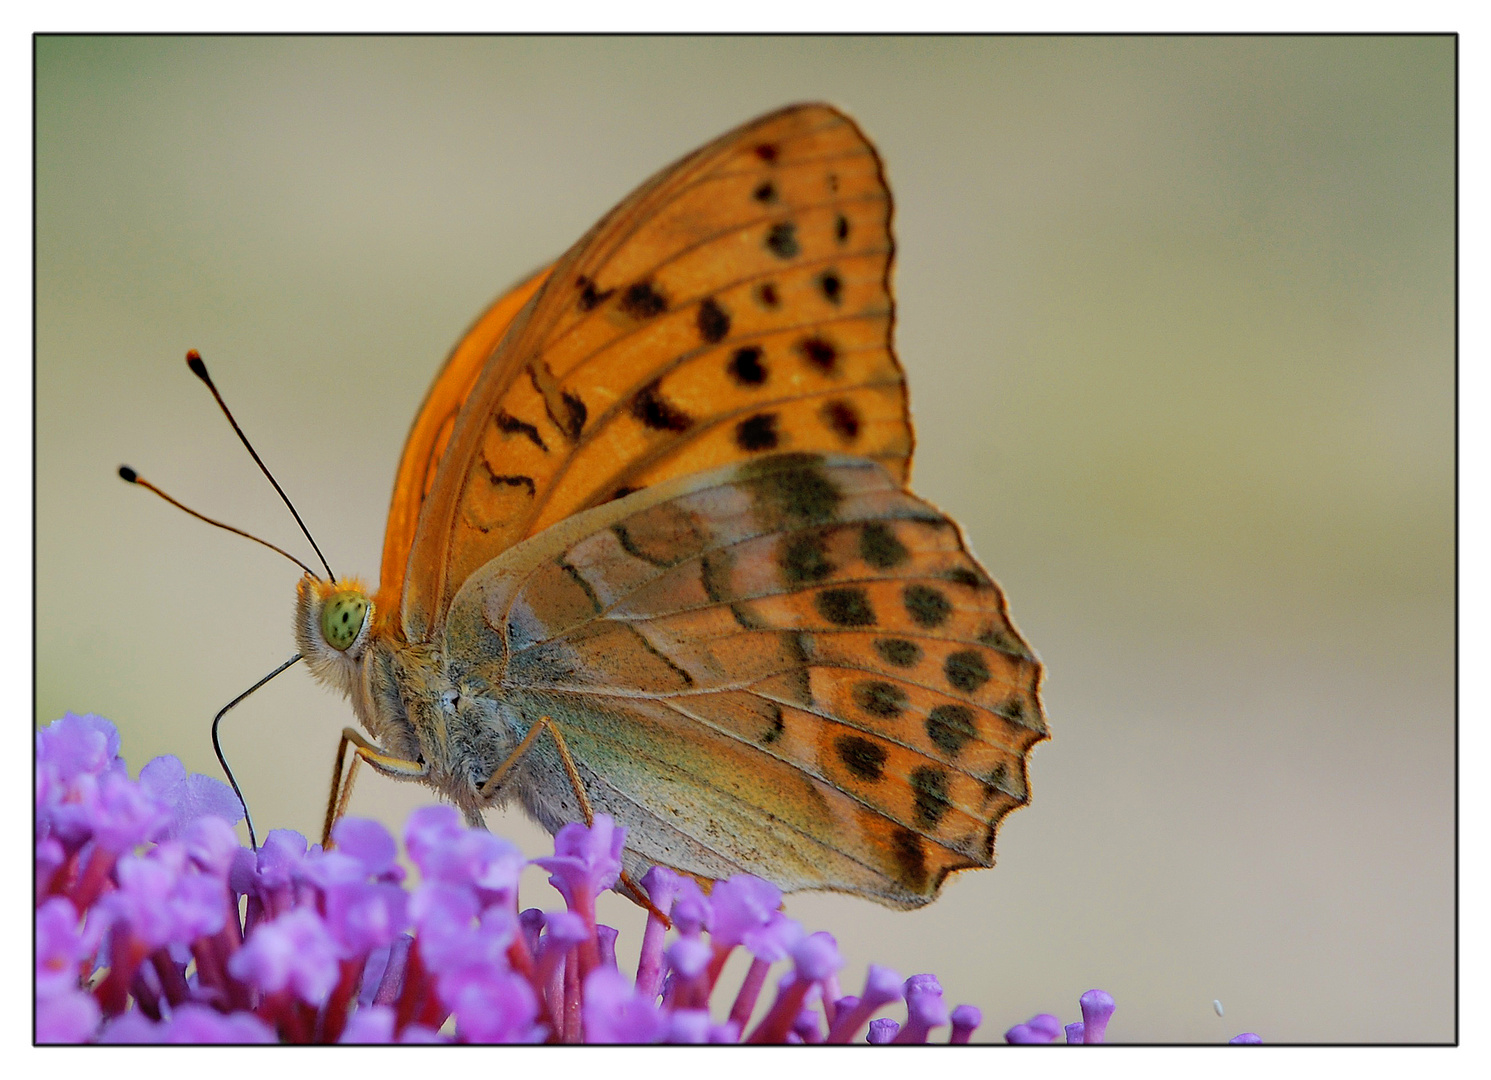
[446,454,1045,909]
[401,103,908,642]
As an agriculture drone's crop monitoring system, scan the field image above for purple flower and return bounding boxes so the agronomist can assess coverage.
[36,712,124,783]
[88,769,170,853]
[232,828,310,917]
[180,815,242,877]
[826,964,902,1042]
[665,1008,714,1043]
[36,897,103,1043]
[137,754,242,839]
[893,972,949,1043]
[709,874,782,951]
[1079,988,1116,1043]
[634,866,682,999]
[99,1003,276,1043]
[1231,1032,1264,1044]
[330,817,404,883]
[405,806,522,907]
[867,1017,900,1043]
[950,1004,982,1044]
[583,966,666,1043]
[37,714,1260,1046]
[449,970,543,1043]
[426,906,519,1006]
[669,877,713,936]
[324,881,410,954]
[532,813,624,916]
[793,931,844,982]
[338,1004,396,1043]
[36,988,101,1043]
[228,907,341,1004]
[36,897,95,999]
[1006,1012,1063,1043]
[36,836,66,898]
[97,843,225,949]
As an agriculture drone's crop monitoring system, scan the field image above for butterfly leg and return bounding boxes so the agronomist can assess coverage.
[476,715,552,802]
[477,715,670,925]
[322,726,428,848]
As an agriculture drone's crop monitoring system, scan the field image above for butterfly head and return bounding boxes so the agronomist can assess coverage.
[295,575,374,694]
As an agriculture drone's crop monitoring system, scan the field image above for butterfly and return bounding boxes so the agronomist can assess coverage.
[295,103,1047,910]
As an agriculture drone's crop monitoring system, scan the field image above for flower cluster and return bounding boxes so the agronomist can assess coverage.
[1002,993,1260,1045]
[37,712,1259,1044]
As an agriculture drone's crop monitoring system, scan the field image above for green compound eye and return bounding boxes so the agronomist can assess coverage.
[320,593,369,652]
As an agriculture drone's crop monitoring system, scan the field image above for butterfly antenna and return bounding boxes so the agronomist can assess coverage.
[185,350,337,582]
[212,653,303,852]
[117,466,318,578]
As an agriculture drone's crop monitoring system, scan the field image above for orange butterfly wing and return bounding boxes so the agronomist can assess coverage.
[374,264,552,625]
[391,104,909,642]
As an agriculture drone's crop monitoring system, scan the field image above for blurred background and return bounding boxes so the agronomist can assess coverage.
[35,36,1453,1042]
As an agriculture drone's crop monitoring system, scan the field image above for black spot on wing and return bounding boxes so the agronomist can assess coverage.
[620,280,668,319]
[903,584,952,628]
[779,531,835,585]
[911,766,951,828]
[796,336,839,375]
[945,650,991,694]
[697,298,731,343]
[623,623,696,688]
[766,222,800,259]
[821,400,860,443]
[836,735,887,781]
[982,761,1027,804]
[854,680,907,719]
[611,523,661,567]
[631,379,692,432]
[735,413,780,452]
[874,637,922,668]
[755,282,781,309]
[784,629,812,666]
[945,566,990,589]
[817,270,843,306]
[575,275,614,312]
[779,630,814,706]
[755,143,779,163]
[926,704,976,757]
[859,523,909,569]
[835,214,850,243]
[741,453,843,526]
[753,180,778,204]
[815,587,875,627]
[727,346,767,386]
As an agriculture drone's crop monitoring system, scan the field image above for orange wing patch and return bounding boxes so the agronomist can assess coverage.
[375,265,551,625]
